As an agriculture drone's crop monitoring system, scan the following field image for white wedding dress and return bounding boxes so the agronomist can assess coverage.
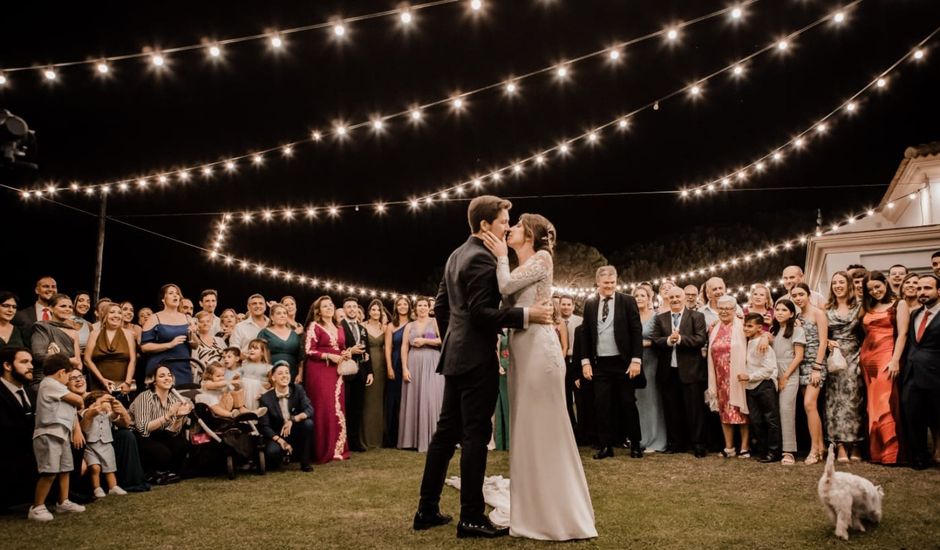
[496,250,597,541]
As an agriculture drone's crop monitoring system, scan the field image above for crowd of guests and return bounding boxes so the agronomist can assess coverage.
[1,250,938,521]
[558,254,940,472]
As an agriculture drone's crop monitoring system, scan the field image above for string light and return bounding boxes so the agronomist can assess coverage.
[150,54,166,67]
[0,74,7,86]
[95,62,110,74]
[50,9,918,223]
[0,1,469,86]
[470,0,483,12]
[43,68,57,81]
[30,1,774,196]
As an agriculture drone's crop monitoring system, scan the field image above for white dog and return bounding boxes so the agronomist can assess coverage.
[818,443,883,540]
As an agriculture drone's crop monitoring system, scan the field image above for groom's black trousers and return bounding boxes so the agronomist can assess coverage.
[593,356,642,448]
[419,363,498,521]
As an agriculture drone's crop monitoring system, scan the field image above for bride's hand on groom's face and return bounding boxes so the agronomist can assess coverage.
[481,230,508,257]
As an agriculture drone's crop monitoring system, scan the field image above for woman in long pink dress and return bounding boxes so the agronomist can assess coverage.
[302,296,351,464]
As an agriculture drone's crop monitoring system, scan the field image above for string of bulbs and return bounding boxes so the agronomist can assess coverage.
[0,0,476,87]
[553,186,928,295]
[15,0,768,197]
[160,2,932,228]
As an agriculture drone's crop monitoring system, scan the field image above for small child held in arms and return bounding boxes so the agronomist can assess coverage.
[220,347,242,382]
[197,362,266,419]
[81,391,128,498]
[239,339,273,408]
[29,354,86,522]
[738,313,783,463]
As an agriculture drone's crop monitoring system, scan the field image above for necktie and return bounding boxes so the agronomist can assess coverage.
[602,298,611,323]
[672,313,681,330]
[16,389,31,414]
[917,310,932,342]
[41,308,50,321]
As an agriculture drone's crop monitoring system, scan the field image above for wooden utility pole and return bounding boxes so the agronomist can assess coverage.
[93,195,107,303]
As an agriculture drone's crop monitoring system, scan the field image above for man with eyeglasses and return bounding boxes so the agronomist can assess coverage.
[683,285,700,311]
[0,347,37,509]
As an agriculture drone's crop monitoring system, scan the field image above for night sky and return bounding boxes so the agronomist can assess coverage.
[2,0,939,313]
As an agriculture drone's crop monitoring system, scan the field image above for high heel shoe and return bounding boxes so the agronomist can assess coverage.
[804,450,823,465]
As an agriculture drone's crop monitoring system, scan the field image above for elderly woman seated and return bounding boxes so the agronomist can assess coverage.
[258,362,314,472]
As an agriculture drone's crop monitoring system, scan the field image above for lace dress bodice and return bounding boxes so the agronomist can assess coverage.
[495,250,553,308]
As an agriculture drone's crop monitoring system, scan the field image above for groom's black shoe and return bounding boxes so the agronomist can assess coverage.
[593,447,614,460]
[630,444,644,458]
[456,517,509,538]
[413,510,453,531]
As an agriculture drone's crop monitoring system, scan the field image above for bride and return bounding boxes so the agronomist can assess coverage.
[481,213,597,541]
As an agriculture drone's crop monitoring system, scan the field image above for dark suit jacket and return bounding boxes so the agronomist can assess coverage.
[580,292,643,371]
[257,384,314,441]
[902,306,940,390]
[340,319,373,377]
[435,236,525,376]
[0,382,37,507]
[13,305,38,344]
[650,308,708,384]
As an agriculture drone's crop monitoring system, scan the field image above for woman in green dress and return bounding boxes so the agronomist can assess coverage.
[494,329,511,450]
[363,300,388,448]
[258,304,303,382]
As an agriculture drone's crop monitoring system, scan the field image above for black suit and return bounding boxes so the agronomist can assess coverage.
[901,305,940,467]
[581,292,644,449]
[650,308,708,452]
[258,384,315,468]
[341,319,373,452]
[572,325,597,447]
[0,382,37,508]
[13,305,39,345]
[419,236,525,522]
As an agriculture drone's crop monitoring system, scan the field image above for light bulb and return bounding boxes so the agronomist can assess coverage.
[470,0,483,11]
[666,28,679,41]
[333,24,346,37]
[151,54,165,67]
[209,45,221,58]
[730,7,742,20]
[270,35,283,49]
[833,11,845,24]
[400,11,413,24]
[96,62,109,74]
[43,68,57,81]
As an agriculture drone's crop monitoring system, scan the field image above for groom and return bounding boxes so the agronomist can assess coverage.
[414,195,554,538]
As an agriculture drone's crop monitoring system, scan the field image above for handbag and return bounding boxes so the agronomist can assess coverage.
[827,346,848,373]
[336,359,359,376]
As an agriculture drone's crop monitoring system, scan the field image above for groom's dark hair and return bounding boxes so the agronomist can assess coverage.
[468,195,512,233]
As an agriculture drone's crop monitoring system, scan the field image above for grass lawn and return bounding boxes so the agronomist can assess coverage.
[2,447,938,549]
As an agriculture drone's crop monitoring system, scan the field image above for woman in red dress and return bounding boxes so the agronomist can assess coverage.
[859,271,910,464]
[302,296,351,464]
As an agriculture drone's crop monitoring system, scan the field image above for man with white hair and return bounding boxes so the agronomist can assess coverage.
[580,266,645,460]
[700,277,743,328]
[781,265,824,308]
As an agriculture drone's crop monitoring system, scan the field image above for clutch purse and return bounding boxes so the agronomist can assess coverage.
[336,359,359,376]
[827,347,847,373]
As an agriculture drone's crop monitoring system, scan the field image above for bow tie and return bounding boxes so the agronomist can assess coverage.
[275,390,290,399]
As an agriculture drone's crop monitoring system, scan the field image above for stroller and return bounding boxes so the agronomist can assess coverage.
[164,358,267,479]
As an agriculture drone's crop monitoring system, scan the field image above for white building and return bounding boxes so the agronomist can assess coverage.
[805,142,940,292]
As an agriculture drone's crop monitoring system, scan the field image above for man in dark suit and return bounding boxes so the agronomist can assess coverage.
[414,195,554,538]
[651,286,709,457]
[340,297,373,453]
[258,362,315,471]
[901,274,940,470]
[581,265,645,459]
[572,324,597,448]
[13,276,58,344]
[0,347,38,509]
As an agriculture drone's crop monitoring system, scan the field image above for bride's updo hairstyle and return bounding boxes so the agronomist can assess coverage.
[519,213,557,256]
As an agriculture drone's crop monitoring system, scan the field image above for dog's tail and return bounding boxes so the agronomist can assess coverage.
[821,443,836,492]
